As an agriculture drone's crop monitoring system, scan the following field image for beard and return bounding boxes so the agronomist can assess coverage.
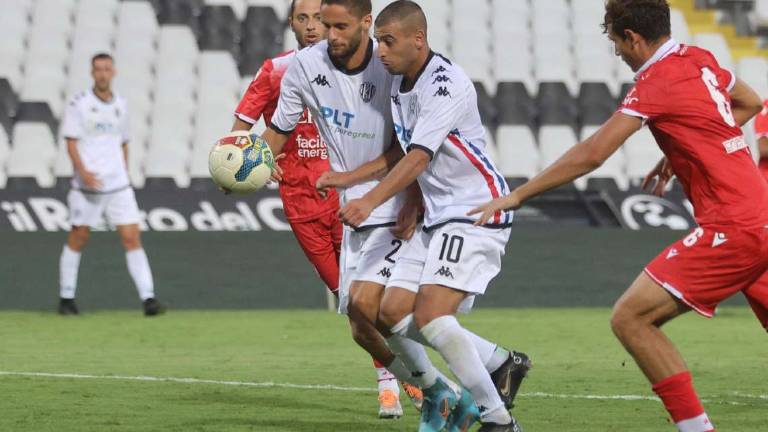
[327,29,362,64]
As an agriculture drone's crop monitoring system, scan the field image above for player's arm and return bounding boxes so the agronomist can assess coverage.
[469,112,642,223]
[122,142,128,168]
[66,137,101,190]
[338,148,430,227]
[232,61,274,132]
[316,139,403,193]
[729,78,763,126]
[61,99,101,189]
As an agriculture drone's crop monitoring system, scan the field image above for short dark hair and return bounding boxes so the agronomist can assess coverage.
[374,0,427,33]
[321,0,371,18]
[91,52,113,66]
[289,0,296,18]
[602,0,671,42]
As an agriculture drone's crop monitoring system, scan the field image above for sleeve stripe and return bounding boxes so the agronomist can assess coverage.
[725,69,737,92]
[619,108,649,119]
[407,144,434,160]
[269,122,293,136]
[235,112,258,125]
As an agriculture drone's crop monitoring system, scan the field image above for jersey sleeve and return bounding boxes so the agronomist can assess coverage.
[60,98,84,140]
[755,102,768,139]
[235,59,274,125]
[618,78,668,123]
[269,59,307,135]
[407,79,469,158]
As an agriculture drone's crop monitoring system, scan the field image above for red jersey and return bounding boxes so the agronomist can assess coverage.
[236,50,339,223]
[754,99,768,178]
[619,41,768,228]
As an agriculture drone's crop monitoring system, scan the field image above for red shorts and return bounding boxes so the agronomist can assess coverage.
[289,210,343,293]
[645,225,768,328]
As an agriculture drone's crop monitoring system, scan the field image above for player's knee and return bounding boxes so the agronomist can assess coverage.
[120,233,142,250]
[348,316,378,347]
[68,227,90,250]
[609,303,637,339]
[413,307,440,330]
[378,302,408,330]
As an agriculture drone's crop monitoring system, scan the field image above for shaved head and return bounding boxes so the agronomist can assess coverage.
[374,0,427,35]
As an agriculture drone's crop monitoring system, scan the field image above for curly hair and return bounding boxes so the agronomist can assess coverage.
[602,0,671,42]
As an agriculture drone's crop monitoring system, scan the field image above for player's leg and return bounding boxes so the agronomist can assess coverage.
[289,214,341,295]
[414,284,514,428]
[612,273,716,432]
[58,189,101,315]
[109,188,162,315]
[743,272,768,332]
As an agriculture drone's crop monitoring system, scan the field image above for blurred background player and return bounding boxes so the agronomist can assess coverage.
[232,0,420,418]
[754,98,768,180]
[58,53,164,317]
[471,1,766,431]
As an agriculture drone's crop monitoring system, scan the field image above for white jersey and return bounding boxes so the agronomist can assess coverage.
[61,90,131,193]
[391,52,513,230]
[271,39,403,228]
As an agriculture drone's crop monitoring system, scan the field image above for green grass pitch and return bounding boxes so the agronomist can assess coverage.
[0,308,765,431]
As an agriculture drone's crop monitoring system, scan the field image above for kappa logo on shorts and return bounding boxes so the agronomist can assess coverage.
[434,266,454,279]
[378,267,392,278]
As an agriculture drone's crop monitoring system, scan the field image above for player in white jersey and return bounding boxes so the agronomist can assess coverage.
[337,2,527,431]
[58,53,164,317]
[259,0,466,418]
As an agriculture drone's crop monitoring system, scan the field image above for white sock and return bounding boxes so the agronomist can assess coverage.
[126,248,154,300]
[384,357,420,387]
[421,315,511,424]
[392,314,507,373]
[676,413,715,432]
[375,366,399,393]
[59,246,81,299]
[386,334,438,388]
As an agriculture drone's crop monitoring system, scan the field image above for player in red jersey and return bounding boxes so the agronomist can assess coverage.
[754,99,768,180]
[470,1,766,430]
[232,0,421,418]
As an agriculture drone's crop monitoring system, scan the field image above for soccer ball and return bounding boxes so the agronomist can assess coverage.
[208,131,275,194]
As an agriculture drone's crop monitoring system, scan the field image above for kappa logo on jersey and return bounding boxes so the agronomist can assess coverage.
[378,267,392,278]
[622,87,639,106]
[359,81,376,103]
[432,75,452,84]
[712,232,728,248]
[434,266,455,279]
[433,87,452,98]
[311,74,331,88]
[391,94,401,106]
[431,66,447,75]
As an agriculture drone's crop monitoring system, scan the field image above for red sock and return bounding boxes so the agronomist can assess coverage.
[652,372,714,431]
[372,358,384,368]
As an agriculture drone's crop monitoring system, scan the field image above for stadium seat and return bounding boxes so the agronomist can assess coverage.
[74,0,118,33]
[117,0,159,34]
[571,0,605,35]
[245,0,290,19]
[283,26,299,52]
[0,79,20,121]
[0,124,10,167]
[0,4,30,90]
[157,25,200,67]
[21,68,66,117]
[420,0,450,55]
[15,102,58,137]
[240,6,285,75]
[206,0,248,20]
[199,5,240,52]
[494,38,535,95]
[539,125,578,170]
[199,52,242,98]
[533,34,576,94]
[7,122,57,187]
[537,82,579,130]
[580,125,628,190]
[670,9,691,45]
[495,125,539,179]
[495,82,537,129]
[578,83,616,126]
[155,0,204,31]
[474,83,497,129]
[574,34,618,94]
[30,0,75,39]
[624,127,664,181]
[483,127,500,164]
[452,0,494,93]
[53,141,73,178]
[693,33,734,71]
[738,56,768,97]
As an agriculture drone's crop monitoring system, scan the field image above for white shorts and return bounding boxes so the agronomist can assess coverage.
[338,225,405,314]
[386,223,511,313]
[68,187,142,228]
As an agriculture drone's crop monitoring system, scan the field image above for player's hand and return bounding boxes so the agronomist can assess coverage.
[339,198,374,228]
[316,171,348,198]
[79,169,102,190]
[392,199,420,240]
[641,157,673,197]
[467,192,522,226]
[269,153,286,184]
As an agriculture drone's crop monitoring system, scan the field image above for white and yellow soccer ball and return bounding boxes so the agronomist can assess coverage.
[208,130,275,194]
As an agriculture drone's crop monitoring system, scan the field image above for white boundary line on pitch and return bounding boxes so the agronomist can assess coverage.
[1,371,766,406]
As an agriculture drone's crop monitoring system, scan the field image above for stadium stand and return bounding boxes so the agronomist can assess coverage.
[1,0,767,190]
